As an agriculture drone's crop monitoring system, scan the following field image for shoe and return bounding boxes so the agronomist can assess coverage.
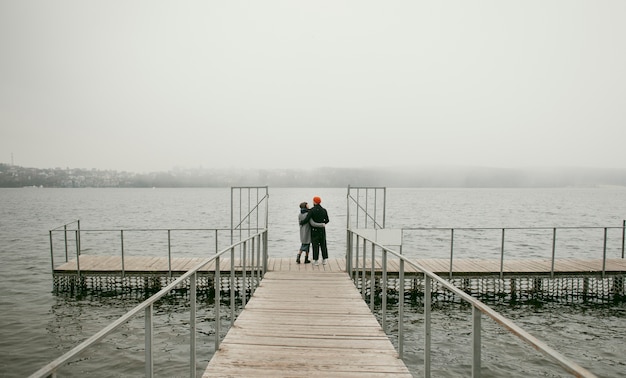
[313,260,319,266]
[304,259,311,264]
[296,254,301,264]
[322,259,328,265]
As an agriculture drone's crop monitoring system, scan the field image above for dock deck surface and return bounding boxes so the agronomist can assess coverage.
[54,256,626,276]
[202,270,412,377]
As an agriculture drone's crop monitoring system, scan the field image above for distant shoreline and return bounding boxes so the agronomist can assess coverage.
[1,163,625,188]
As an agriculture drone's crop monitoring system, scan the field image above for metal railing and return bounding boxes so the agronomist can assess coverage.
[346,229,598,378]
[48,224,268,278]
[31,230,268,378]
[399,222,626,279]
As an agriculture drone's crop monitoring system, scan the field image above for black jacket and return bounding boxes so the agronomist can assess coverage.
[300,204,329,227]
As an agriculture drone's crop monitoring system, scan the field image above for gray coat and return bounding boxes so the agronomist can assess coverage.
[299,211,325,244]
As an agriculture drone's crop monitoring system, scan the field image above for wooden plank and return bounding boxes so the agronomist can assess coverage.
[203,271,411,377]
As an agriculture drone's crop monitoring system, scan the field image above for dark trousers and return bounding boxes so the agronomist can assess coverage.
[311,227,328,260]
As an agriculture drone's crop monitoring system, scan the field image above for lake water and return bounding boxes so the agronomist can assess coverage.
[1,187,625,377]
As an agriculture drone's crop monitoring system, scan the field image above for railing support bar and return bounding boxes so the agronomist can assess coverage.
[190,273,197,378]
[77,221,81,256]
[602,228,607,279]
[361,237,366,300]
[75,230,81,280]
[49,231,55,276]
[63,225,68,262]
[242,241,247,308]
[551,228,556,279]
[381,249,387,333]
[500,228,505,280]
[168,230,172,278]
[215,256,221,351]
[622,219,626,258]
[449,228,454,280]
[369,242,375,312]
[145,305,153,378]
[424,274,431,378]
[230,247,236,322]
[120,230,125,278]
[472,306,481,378]
[263,232,268,275]
[398,258,405,359]
[346,230,351,276]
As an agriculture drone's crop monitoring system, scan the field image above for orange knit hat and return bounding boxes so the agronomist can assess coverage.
[313,196,321,204]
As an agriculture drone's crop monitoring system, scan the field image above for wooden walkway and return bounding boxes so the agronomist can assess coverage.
[202,270,412,377]
[53,255,626,276]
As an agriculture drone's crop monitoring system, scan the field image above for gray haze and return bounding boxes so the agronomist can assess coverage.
[1,1,625,173]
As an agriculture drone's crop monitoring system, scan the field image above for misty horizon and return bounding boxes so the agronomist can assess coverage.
[2,162,625,188]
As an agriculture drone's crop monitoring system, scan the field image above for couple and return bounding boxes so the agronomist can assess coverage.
[297,196,329,266]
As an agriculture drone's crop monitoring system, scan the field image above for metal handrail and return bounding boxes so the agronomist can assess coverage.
[31,230,268,378]
[48,226,263,279]
[400,223,626,279]
[347,229,598,378]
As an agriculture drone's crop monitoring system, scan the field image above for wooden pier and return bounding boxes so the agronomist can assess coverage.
[202,270,412,377]
[53,255,626,277]
[52,256,626,302]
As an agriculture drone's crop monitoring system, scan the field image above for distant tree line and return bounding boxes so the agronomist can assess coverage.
[1,163,625,188]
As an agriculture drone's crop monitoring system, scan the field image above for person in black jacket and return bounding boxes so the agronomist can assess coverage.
[299,196,329,265]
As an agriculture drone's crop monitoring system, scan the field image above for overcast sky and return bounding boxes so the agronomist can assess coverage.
[1,1,624,173]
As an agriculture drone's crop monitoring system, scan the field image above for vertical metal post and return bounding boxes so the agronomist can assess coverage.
[382,187,386,228]
[500,228,505,280]
[77,220,81,256]
[262,231,268,275]
[346,230,352,278]
[167,230,172,278]
[230,247,236,322]
[551,228,557,279]
[622,219,626,258]
[256,234,262,285]
[449,228,454,280]
[215,256,221,351]
[365,188,369,228]
[242,240,247,308]
[398,258,405,359]
[424,274,431,378]
[603,228,607,278]
[373,188,377,228]
[381,249,387,333]
[238,188,242,255]
[472,306,481,378]
[63,225,68,262]
[49,231,55,275]
[215,230,218,254]
[264,188,269,248]
[120,230,125,278]
[354,234,360,285]
[356,188,360,228]
[361,238,367,300]
[622,220,625,258]
[250,238,256,294]
[370,242,376,312]
[190,272,196,378]
[346,186,351,273]
[230,188,234,246]
[75,230,81,280]
[145,305,153,378]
